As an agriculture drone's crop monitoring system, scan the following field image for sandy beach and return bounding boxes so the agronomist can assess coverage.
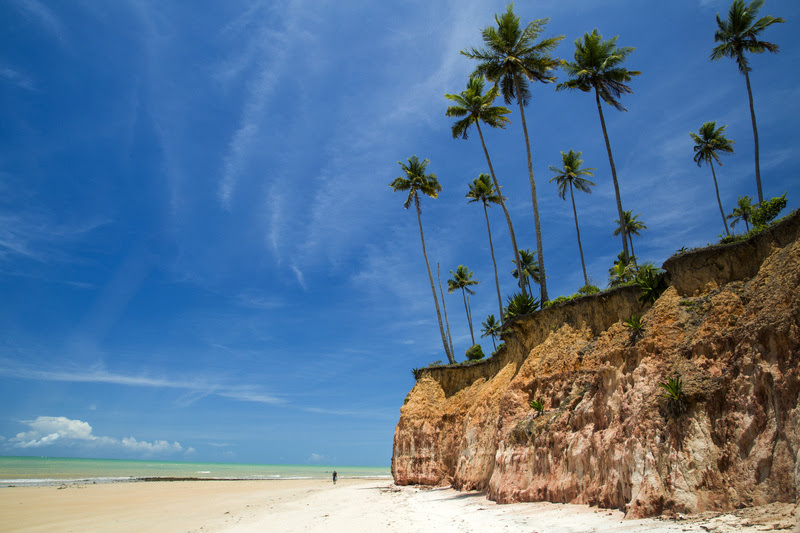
[1,480,797,532]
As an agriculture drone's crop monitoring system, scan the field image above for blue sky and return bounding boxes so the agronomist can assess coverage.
[1,0,797,467]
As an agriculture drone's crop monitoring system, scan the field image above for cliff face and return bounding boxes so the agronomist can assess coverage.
[392,212,800,518]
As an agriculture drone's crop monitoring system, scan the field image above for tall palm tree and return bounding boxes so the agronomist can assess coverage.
[691,121,736,236]
[557,29,641,265]
[445,75,527,294]
[511,249,540,298]
[728,195,755,232]
[448,265,480,346]
[549,150,596,286]
[390,156,454,364]
[461,5,564,304]
[613,210,647,262]
[711,0,784,204]
[466,173,504,322]
[480,314,501,351]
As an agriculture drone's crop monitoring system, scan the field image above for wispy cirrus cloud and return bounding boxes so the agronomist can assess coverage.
[0,363,286,406]
[12,0,67,44]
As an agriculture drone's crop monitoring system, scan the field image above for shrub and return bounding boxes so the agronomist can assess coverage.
[635,265,666,305]
[659,376,687,418]
[504,291,540,320]
[491,342,506,356]
[529,399,544,414]
[623,314,644,342]
[465,344,485,360]
[578,284,600,296]
[411,368,422,380]
[751,193,787,229]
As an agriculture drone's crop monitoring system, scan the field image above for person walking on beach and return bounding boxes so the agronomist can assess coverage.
[332,470,337,485]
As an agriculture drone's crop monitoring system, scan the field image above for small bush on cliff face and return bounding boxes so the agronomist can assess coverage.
[503,291,540,320]
[465,344,485,360]
[659,376,687,418]
[635,265,667,305]
[623,314,644,342]
[529,399,545,414]
[578,284,600,296]
[411,368,422,380]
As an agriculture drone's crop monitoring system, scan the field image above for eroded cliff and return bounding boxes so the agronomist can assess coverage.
[392,211,800,518]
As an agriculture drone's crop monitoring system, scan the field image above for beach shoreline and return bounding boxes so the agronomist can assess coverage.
[1,479,797,532]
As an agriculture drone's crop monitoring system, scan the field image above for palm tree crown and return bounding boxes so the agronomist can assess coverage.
[390,155,442,210]
[728,195,755,232]
[711,0,785,74]
[549,150,595,285]
[557,29,641,111]
[549,150,596,199]
[446,75,511,140]
[613,211,647,262]
[691,122,736,167]
[480,314,501,351]
[448,265,480,346]
[511,249,540,296]
[461,6,563,107]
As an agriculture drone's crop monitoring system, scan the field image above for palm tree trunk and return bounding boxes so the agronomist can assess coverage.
[744,69,763,204]
[629,235,636,264]
[462,289,475,345]
[461,287,475,346]
[437,263,455,362]
[514,75,549,303]
[569,182,589,286]
[475,121,525,303]
[416,197,454,364]
[710,160,730,236]
[595,89,630,264]
[482,202,504,321]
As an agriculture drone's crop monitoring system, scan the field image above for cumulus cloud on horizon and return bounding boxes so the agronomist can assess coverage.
[6,416,186,456]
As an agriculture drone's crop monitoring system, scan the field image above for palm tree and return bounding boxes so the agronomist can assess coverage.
[480,314,502,351]
[613,210,647,262]
[510,248,539,298]
[446,75,527,294]
[390,156,455,364]
[557,29,641,265]
[711,0,784,204]
[549,150,596,286]
[461,5,564,304]
[466,174,504,322]
[691,121,736,236]
[448,265,480,346]
[728,195,755,232]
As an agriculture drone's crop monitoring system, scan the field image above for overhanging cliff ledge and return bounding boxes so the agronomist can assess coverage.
[392,210,800,518]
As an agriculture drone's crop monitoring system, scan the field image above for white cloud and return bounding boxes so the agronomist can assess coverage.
[0,364,286,406]
[307,453,325,463]
[7,416,185,457]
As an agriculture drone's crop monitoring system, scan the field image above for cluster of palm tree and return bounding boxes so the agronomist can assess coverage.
[391,1,783,364]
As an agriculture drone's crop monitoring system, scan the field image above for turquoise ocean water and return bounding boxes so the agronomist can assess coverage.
[0,456,391,486]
